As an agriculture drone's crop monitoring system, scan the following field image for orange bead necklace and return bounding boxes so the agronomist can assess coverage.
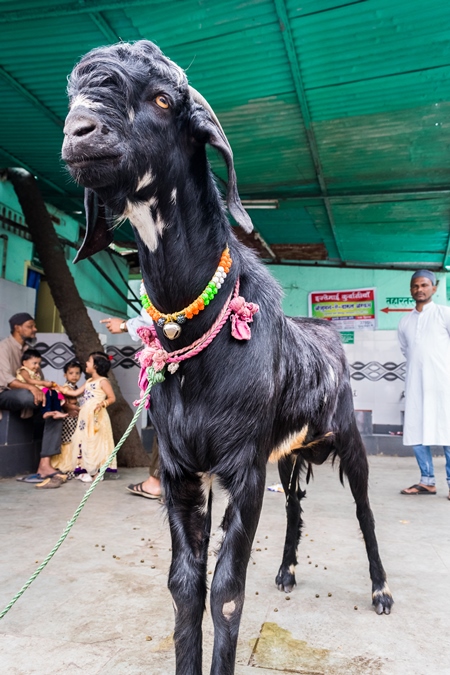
[140,247,232,339]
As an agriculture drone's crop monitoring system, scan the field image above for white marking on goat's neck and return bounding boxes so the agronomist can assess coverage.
[136,170,154,191]
[123,198,166,252]
[128,107,135,122]
[171,188,177,204]
[70,94,103,111]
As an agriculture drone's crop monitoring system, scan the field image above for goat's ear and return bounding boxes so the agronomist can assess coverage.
[73,189,114,263]
[189,87,253,233]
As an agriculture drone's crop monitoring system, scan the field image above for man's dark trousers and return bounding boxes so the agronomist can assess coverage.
[0,389,62,457]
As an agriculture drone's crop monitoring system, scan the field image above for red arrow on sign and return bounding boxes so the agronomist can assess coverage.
[380,307,412,314]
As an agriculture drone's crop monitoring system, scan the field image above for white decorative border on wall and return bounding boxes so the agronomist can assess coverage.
[35,341,140,370]
[350,361,406,382]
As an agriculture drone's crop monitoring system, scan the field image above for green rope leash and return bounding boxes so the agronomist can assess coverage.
[0,366,165,621]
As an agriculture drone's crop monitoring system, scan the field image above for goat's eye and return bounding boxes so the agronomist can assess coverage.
[155,95,170,109]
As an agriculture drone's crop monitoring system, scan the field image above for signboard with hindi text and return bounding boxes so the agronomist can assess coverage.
[308,288,376,331]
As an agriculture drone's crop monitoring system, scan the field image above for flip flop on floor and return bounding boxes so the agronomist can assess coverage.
[16,473,44,483]
[17,472,62,483]
[17,473,40,482]
[126,482,160,500]
[401,484,436,495]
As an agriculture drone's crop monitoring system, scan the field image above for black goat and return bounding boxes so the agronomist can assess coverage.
[62,40,393,675]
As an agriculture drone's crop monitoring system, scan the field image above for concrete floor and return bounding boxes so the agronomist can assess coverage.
[0,456,449,675]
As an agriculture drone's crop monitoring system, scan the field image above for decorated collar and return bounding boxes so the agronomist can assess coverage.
[134,278,259,408]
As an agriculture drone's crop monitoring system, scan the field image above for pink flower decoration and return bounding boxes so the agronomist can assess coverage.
[229,296,259,340]
[136,325,156,345]
[152,349,168,372]
[135,326,168,371]
[134,326,169,407]
[136,346,154,369]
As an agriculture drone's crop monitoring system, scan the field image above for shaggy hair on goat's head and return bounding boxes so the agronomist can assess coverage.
[67,40,189,114]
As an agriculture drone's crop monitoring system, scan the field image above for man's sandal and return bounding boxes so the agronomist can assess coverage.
[401,484,436,495]
[126,482,160,500]
[36,475,67,489]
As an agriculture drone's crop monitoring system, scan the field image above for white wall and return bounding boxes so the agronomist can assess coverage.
[343,330,405,427]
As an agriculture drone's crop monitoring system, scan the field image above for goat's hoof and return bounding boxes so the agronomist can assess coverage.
[372,583,393,615]
[275,568,296,593]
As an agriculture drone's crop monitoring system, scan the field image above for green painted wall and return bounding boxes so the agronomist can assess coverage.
[270,265,448,330]
[0,181,128,316]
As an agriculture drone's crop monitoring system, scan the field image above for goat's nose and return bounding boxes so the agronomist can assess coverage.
[63,112,99,139]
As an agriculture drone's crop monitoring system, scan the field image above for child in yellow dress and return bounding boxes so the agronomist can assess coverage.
[61,352,116,482]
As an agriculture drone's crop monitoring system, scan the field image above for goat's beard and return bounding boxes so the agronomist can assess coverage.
[66,161,121,190]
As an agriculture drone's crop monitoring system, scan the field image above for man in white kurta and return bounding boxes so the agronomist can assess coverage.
[398,270,450,497]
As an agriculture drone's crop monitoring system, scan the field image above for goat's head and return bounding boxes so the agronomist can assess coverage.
[62,40,253,261]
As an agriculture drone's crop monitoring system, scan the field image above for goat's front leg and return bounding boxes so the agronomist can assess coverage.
[165,473,212,675]
[275,454,305,592]
[210,461,266,675]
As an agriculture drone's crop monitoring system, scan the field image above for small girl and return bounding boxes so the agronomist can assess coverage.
[51,360,83,474]
[61,352,116,482]
[16,348,64,415]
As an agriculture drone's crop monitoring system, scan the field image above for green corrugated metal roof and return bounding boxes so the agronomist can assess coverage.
[1,0,450,269]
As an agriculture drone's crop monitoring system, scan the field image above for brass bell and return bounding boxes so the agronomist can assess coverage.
[163,322,182,340]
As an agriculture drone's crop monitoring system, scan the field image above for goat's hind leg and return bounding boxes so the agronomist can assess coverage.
[337,422,393,615]
[275,454,305,593]
[165,473,213,675]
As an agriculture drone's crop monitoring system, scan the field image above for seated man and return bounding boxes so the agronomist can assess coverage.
[0,312,65,482]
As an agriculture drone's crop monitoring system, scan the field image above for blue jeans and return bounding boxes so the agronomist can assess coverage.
[413,445,450,488]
